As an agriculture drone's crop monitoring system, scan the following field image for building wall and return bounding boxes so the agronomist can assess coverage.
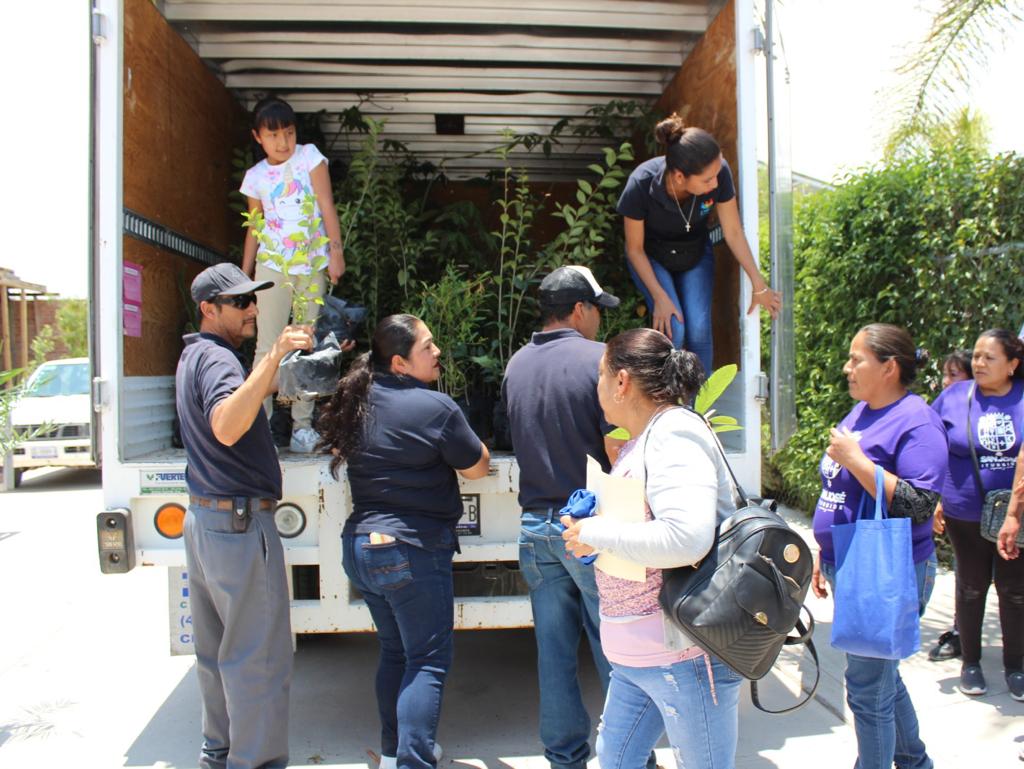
[6,297,74,368]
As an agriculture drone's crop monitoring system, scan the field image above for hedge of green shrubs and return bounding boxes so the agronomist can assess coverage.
[765,147,1024,511]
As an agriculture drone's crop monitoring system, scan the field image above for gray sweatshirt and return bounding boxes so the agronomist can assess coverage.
[579,407,736,568]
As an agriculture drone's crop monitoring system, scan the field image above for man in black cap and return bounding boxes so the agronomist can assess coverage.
[501,265,628,769]
[176,262,313,769]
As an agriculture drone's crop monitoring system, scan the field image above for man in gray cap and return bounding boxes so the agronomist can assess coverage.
[176,262,313,769]
[502,265,647,769]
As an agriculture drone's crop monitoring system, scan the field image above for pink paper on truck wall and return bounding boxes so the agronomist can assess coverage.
[123,301,142,337]
[123,261,143,304]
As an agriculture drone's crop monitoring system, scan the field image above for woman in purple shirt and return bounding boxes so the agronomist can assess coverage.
[811,324,947,769]
[931,328,1024,702]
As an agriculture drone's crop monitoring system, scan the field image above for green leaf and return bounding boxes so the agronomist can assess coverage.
[709,414,738,425]
[579,179,593,196]
[607,427,631,440]
[694,364,738,414]
[711,424,743,434]
[603,147,616,167]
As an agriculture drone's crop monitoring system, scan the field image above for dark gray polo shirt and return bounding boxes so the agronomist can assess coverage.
[617,155,736,244]
[344,374,483,550]
[502,328,611,511]
[175,332,282,500]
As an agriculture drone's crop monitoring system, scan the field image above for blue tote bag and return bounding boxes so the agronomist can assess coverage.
[830,465,920,659]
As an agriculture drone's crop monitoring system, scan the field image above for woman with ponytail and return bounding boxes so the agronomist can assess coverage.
[560,328,743,769]
[318,314,490,769]
[811,323,947,769]
[930,328,1024,702]
[616,114,780,373]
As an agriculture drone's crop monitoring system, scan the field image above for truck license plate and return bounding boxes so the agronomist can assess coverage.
[31,446,58,459]
[458,493,480,536]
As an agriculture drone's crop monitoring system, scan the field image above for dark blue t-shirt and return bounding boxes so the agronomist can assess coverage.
[502,328,611,510]
[616,155,736,244]
[175,332,282,500]
[344,374,483,550]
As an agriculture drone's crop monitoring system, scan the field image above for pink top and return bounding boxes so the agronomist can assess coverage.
[597,438,697,667]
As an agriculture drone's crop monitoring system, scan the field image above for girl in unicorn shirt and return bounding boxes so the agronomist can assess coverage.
[240,96,345,453]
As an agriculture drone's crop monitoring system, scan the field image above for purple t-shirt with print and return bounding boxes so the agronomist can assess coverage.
[931,379,1024,521]
[813,393,948,565]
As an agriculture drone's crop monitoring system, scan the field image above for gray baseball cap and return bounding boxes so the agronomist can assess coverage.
[539,265,620,309]
[191,262,274,304]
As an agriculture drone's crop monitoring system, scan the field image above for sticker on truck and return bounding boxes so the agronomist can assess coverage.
[140,470,188,495]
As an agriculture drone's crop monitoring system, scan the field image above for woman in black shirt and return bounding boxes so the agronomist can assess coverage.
[319,314,489,769]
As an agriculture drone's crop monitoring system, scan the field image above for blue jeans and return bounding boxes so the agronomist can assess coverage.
[343,532,455,769]
[597,655,742,769]
[822,556,937,769]
[628,238,715,373]
[519,510,611,769]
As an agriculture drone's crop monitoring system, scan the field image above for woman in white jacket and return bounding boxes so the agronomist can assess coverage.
[561,327,740,769]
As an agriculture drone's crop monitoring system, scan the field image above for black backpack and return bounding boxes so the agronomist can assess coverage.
[646,409,819,713]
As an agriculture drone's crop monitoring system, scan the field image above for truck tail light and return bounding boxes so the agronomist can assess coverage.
[154,503,186,539]
[274,503,306,538]
[97,510,136,573]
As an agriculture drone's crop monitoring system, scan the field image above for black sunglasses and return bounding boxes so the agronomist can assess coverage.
[214,293,258,310]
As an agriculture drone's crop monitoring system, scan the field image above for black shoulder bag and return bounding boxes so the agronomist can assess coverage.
[644,408,819,714]
[965,382,1023,545]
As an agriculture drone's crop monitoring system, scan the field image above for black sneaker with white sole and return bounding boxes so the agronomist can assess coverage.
[928,630,962,661]
[959,665,988,696]
[1007,671,1024,702]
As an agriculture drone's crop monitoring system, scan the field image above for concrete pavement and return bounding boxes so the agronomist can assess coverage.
[0,470,1019,768]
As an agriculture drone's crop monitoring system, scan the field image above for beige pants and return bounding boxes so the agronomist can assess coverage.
[254,261,327,430]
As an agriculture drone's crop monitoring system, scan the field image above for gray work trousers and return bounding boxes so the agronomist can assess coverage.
[184,504,293,769]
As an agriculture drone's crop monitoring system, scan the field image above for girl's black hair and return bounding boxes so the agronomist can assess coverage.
[317,314,422,477]
[251,95,297,133]
[604,328,705,406]
[858,323,927,386]
[977,328,1024,380]
[942,349,973,379]
[654,113,721,177]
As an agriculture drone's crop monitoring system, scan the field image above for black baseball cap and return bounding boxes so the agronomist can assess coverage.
[539,265,620,309]
[191,263,274,304]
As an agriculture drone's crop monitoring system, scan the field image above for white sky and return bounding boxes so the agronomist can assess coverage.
[4,2,1023,298]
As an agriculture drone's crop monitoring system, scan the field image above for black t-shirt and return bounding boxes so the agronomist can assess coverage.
[502,328,612,510]
[175,332,282,500]
[616,155,736,243]
[344,374,483,550]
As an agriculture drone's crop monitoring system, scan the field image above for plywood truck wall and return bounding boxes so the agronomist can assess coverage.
[656,0,741,370]
[123,0,246,376]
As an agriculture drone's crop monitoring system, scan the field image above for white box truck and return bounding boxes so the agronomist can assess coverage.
[90,0,793,653]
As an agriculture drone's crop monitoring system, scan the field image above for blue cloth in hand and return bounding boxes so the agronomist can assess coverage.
[558,489,598,565]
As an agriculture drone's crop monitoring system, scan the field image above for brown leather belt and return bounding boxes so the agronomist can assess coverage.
[189,495,274,512]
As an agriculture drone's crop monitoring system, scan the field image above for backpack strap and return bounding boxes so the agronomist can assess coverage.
[965,382,986,497]
[749,612,820,714]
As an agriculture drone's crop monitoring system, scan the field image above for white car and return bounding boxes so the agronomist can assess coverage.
[10,358,95,486]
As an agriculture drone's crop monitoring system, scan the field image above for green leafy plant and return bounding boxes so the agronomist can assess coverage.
[242,193,329,324]
[607,364,741,440]
[767,145,1024,511]
[0,366,51,456]
[413,265,488,400]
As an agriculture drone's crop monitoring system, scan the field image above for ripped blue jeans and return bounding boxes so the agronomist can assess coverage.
[597,654,742,769]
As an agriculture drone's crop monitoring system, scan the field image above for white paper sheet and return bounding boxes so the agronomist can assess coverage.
[585,455,647,582]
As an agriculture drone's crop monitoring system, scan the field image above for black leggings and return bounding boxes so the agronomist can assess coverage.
[945,515,1024,672]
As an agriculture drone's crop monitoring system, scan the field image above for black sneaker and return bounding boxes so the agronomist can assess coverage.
[1007,671,1024,702]
[928,630,962,661]
[959,665,988,696]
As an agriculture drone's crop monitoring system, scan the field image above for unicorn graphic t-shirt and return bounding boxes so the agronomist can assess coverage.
[931,378,1024,521]
[240,143,329,275]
